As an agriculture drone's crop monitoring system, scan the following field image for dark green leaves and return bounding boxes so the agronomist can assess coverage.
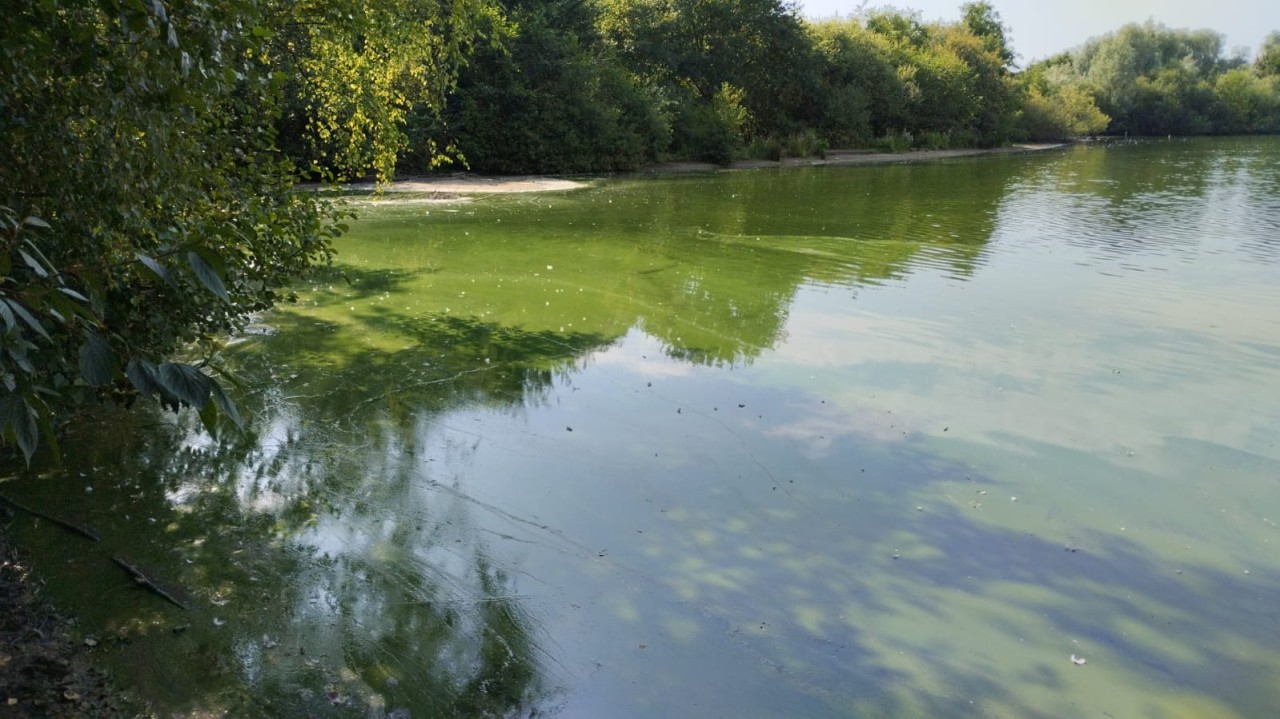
[136,250,231,302]
[126,358,243,433]
[2,0,348,464]
[78,330,115,386]
[158,362,210,408]
[126,359,163,401]
[0,395,39,463]
[4,299,50,340]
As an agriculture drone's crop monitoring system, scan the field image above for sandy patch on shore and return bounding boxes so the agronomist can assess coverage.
[341,176,588,204]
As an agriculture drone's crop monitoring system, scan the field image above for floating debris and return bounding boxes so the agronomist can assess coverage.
[1070,654,1087,666]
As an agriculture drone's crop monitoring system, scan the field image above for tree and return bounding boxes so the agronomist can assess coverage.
[596,0,820,159]
[270,0,496,182]
[961,1,1015,67]
[1257,32,1280,77]
[1021,85,1110,140]
[807,19,909,143]
[1,0,481,463]
[434,0,669,174]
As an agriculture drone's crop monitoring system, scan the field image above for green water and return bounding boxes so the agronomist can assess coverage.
[4,138,1279,718]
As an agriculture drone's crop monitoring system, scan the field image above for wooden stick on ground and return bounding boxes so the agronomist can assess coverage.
[0,492,101,542]
[112,556,188,610]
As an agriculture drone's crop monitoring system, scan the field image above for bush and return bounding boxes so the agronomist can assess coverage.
[783,130,829,158]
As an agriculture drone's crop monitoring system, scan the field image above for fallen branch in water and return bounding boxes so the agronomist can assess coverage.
[0,492,101,542]
[112,556,187,610]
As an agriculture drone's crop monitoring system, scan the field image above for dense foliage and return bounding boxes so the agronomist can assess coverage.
[1,0,482,463]
[1023,22,1280,139]
[418,1,1278,172]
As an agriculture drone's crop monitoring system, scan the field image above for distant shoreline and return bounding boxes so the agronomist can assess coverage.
[340,143,1070,202]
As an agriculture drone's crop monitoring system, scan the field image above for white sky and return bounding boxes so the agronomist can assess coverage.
[798,1,1280,65]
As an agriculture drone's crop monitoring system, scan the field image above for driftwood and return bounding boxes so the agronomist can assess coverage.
[0,492,101,542]
[112,556,188,610]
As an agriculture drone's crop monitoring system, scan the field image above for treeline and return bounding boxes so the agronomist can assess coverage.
[1025,26,1280,137]
[363,1,1280,175]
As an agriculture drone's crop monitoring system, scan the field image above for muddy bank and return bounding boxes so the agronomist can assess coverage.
[0,524,146,718]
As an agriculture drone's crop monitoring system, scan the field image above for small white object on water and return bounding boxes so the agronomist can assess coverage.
[1070,654,1087,666]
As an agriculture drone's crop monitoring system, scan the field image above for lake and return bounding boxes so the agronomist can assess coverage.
[4,137,1279,718]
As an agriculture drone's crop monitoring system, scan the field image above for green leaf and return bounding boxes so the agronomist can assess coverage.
[136,253,179,290]
[20,240,58,279]
[1,397,39,465]
[126,358,162,399]
[19,250,49,278]
[207,362,246,390]
[47,292,98,326]
[187,251,230,303]
[81,273,107,317]
[22,216,51,229]
[4,299,51,340]
[57,287,90,302]
[209,380,244,430]
[0,300,15,332]
[79,330,115,386]
[158,362,211,408]
[7,345,35,375]
[198,396,219,435]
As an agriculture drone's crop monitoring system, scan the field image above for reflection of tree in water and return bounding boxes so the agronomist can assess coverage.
[0,310,600,716]
[356,162,1012,369]
[1014,138,1280,262]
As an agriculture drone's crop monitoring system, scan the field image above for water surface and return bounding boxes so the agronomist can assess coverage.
[5,137,1279,718]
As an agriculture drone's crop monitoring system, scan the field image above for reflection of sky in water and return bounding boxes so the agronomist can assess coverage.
[452,315,1279,717]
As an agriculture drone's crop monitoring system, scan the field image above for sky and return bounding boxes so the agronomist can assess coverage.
[798,1,1280,65]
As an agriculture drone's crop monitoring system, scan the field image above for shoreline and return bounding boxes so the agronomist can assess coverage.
[341,143,1069,202]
